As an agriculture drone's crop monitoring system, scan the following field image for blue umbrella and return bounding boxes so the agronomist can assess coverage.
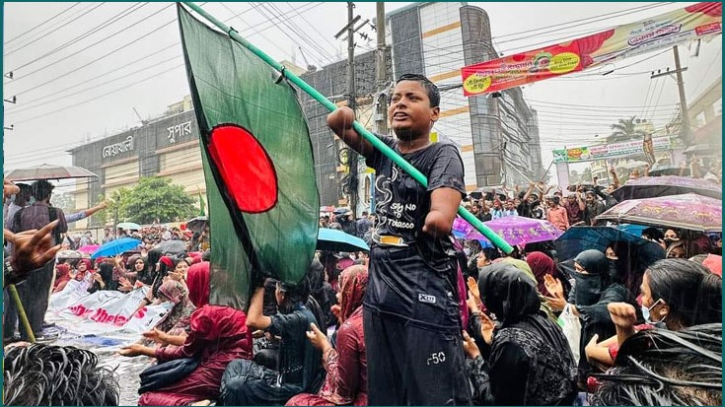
[317,228,369,252]
[91,238,142,259]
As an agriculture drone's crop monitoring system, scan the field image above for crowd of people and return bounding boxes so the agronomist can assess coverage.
[3,74,722,406]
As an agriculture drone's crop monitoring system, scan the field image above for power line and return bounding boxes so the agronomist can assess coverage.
[4,2,81,45]
[4,3,106,56]
[8,3,149,73]
[7,3,173,83]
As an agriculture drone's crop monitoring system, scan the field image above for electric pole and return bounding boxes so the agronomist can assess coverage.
[673,46,691,145]
[650,45,691,146]
[374,1,388,135]
[346,2,359,219]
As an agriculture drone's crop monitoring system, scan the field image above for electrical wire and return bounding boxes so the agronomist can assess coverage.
[4,2,81,45]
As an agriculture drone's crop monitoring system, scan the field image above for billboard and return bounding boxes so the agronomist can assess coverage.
[552,136,673,163]
[461,2,722,96]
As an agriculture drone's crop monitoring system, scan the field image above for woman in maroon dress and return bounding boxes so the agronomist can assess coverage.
[119,262,253,405]
[286,265,369,406]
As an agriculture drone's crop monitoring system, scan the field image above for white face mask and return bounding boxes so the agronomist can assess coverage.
[642,298,666,326]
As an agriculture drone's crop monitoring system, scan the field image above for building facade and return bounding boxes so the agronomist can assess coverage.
[70,2,545,221]
[69,97,205,230]
[387,2,543,190]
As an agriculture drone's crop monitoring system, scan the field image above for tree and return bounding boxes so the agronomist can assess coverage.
[607,116,644,144]
[114,177,197,225]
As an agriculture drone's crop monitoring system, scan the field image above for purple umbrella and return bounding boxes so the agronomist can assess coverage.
[453,216,563,246]
[596,193,721,232]
[612,176,722,201]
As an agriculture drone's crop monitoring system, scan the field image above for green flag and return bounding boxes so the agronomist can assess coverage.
[178,5,319,309]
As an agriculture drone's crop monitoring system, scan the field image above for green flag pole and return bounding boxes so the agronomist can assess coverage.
[8,284,35,343]
[180,2,514,254]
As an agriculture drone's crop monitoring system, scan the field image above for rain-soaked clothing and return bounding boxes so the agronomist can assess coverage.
[469,264,577,405]
[363,134,470,405]
[138,263,253,406]
[219,305,325,406]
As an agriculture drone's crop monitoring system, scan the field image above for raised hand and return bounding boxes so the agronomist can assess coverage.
[305,323,331,353]
[4,220,61,274]
[462,330,481,359]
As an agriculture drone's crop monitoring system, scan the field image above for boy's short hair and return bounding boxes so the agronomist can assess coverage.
[396,73,440,108]
[4,344,119,406]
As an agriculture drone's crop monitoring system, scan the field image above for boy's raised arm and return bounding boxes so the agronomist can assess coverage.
[327,106,375,157]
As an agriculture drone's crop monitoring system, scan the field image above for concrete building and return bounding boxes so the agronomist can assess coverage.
[386,2,543,189]
[68,97,205,230]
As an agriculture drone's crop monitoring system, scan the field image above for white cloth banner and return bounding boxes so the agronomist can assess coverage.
[49,284,174,336]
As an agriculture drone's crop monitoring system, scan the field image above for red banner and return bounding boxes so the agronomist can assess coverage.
[462,2,722,96]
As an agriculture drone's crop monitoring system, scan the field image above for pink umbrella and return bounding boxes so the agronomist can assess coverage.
[78,244,101,255]
[453,216,563,246]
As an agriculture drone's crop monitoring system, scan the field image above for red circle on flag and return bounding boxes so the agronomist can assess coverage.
[209,124,278,213]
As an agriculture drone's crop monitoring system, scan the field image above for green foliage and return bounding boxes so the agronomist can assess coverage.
[607,116,644,144]
[101,177,197,225]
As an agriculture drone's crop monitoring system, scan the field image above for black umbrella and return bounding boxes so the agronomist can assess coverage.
[612,176,722,201]
[186,216,208,233]
[155,240,188,255]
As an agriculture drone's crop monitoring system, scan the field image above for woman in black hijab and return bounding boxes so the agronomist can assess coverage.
[464,263,577,405]
[545,249,640,388]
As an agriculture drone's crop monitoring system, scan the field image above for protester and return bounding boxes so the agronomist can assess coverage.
[666,240,688,258]
[220,276,325,405]
[526,251,557,296]
[592,324,722,406]
[287,265,369,406]
[152,279,195,338]
[3,344,120,406]
[327,73,471,405]
[546,196,569,231]
[7,180,68,340]
[563,192,584,226]
[583,191,606,226]
[120,262,253,406]
[52,263,72,293]
[585,259,722,368]
[88,263,118,293]
[464,264,577,405]
[544,249,639,387]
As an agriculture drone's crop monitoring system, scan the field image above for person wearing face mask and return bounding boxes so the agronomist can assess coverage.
[663,228,680,245]
[584,258,722,369]
[543,249,639,388]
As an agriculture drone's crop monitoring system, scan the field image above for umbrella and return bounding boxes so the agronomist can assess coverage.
[186,216,208,233]
[56,250,82,260]
[612,176,722,201]
[78,245,100,255]
[556,226,666,295]
[5,164,98,182]
[453,216,563,247]
[91,238,142,259]
[317,228,369,252]
[155,240,188,255]
[596,193,722,232]
[555,226,666,265]
[333,207,351,215]
[647,166,690,177]
[117,222,142,230]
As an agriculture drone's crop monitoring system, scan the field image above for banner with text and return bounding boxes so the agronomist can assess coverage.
[461,2,722,96]
[552,136,673,163]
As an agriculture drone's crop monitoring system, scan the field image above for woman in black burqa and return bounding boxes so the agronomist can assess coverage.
[545,249,640,387]
[463,263,577,405]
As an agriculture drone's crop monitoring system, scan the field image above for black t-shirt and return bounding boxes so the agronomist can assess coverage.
[268,306,323,389]
[364,134,466,325]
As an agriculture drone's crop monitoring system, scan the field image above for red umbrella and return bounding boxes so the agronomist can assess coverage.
[5,164,98,181]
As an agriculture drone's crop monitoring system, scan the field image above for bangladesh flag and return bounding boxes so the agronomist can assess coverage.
[178,5,319,309]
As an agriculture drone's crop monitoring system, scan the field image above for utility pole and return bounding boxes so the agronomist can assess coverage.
[374,1,388,135]
[673,46,691,146]
[650,46,691,146]
[371,1,387,214]
[346,2,359,220]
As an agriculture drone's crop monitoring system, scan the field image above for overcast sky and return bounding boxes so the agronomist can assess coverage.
[3,2,722,191]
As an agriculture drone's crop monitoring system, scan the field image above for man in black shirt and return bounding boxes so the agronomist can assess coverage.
[327,74,471,405]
